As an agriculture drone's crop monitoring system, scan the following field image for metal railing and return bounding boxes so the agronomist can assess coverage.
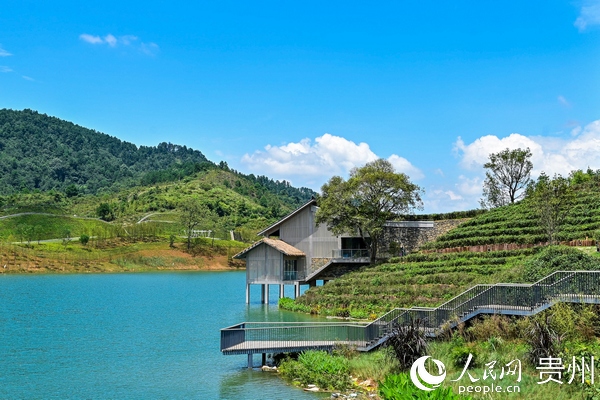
[221,271,600,354]
[331,249,370,259]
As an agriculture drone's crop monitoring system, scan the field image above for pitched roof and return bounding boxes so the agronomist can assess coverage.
[233,238,305,259]
[258,198,317,236]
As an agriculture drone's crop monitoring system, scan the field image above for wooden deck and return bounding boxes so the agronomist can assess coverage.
[221,340,359,355]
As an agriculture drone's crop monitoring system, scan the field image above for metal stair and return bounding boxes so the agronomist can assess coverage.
[221,270,600,356]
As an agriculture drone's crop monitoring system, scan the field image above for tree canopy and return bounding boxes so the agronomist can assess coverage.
[316,159,423,263]
[480,147,533,209]
[529,173,574,244]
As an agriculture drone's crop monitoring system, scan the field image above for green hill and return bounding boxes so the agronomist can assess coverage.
[0,109,315,205]
[284,176,600,318]
[0,109,317,243]
[423,182,600,250]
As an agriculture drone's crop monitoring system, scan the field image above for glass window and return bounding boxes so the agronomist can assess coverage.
[284,259,297,281]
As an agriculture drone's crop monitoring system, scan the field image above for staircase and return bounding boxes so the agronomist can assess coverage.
[221,270,600,357]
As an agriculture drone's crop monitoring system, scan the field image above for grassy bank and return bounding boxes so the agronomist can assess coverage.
[277,303,600,399]
[0,237,246,273]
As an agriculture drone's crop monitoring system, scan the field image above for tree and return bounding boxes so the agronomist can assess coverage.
[316,159,423,263]
[480,148,533,209]
[96,203,115,221]
[530,173,574,244]
[65,184,79,198]
[79,234,90,246]
[180,197,208,250]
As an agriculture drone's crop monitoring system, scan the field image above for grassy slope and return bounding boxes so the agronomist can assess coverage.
[0,169,304,242]
[424,186,600,249]
[0,168,303,272]
[289,183,600,318]
[0,237,246,274]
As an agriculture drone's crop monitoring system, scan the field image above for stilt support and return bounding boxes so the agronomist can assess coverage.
[262,353,267,366]
[248,353,253,369]
[246,284,250,304]
[262,284,269,304]
[294,282,300,298]
[279,284,285,299]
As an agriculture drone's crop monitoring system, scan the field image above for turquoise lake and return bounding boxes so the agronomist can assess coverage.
[0,272,327,399]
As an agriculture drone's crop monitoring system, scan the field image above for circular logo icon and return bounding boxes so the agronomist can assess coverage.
[410,356,447,391]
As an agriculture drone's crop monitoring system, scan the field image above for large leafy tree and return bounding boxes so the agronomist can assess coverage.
[316,159,423,263]
[480,148,533,209]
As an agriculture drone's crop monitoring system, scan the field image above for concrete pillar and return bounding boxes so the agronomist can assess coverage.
[294,282,300,298]
[279,284,285,299]
[262,353,267,366]
[248,353,253,369]
[263,284,269,304]
[261,284,266,304]
[246,284,250,304]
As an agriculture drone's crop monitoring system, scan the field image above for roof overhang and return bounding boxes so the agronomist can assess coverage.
[233,238,305,259]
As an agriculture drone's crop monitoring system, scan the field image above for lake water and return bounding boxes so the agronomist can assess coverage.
[0,272,328,399]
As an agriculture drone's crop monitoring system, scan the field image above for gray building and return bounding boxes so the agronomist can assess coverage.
[234,199,434,303]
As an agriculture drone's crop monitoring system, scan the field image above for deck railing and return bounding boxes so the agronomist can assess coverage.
[221,271,600,354]
[331,249,370,259]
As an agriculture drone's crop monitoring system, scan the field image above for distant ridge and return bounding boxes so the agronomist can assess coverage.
[0,108,212,194]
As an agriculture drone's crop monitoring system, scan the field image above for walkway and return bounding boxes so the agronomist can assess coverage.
[220,270,600,367]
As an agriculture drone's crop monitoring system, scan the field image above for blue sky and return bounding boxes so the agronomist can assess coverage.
[1,1,600,212]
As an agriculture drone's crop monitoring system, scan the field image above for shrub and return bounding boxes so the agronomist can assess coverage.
[79,234,90,246]
[385,318,429,370]
[521,245,600,282]
[378,373,468,400]
[278,297,311,313]
[278,350,351,390]
[523,314,565,365]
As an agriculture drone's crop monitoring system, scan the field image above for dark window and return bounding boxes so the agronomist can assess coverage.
[284,259,297,280]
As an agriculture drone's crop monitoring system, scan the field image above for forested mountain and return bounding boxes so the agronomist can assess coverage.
[0,109,211,193]
[0,109,315,208]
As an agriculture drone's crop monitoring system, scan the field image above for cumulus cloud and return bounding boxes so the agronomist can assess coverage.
[455,119,600,179]
[241,133,424,186]
[575,0,600,31]
[0,45,12,57]
[79,33,158,55]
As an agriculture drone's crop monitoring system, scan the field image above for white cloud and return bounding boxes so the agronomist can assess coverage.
[423,189,470,213]
[456,175,483,196]
[104,34,117,47]
[141,42,159,56]
[455,119,600,179]
[22,75,34,81]
[0,45,12,57]
[241,133,424,185]
[79,33,158,55]
[575,0,600,31]
[79,34,104,44]
[0,66,12,73]
[558,95,571,108]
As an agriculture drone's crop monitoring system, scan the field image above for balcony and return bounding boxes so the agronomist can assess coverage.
[332,249,370,260]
